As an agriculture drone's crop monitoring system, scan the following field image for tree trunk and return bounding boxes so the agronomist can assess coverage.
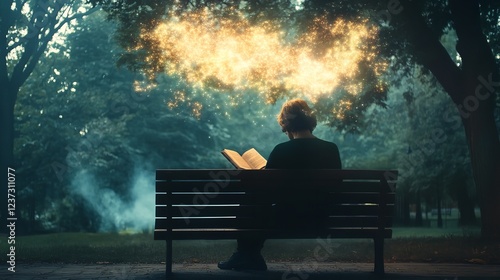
[399,0,500,240]
[415,190,423,227]
[395,189,410,225]
[462,109,500,238]
[450,0,500,240]
[0,84,17,229]
[401,189,411,226]
[456,190,477,227]
[436,184,443,228]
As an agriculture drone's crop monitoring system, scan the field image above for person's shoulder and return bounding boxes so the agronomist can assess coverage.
[273,140,293,149]
[314,138,339,147]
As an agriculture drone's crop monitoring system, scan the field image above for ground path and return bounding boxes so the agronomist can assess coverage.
[1,262,499,279]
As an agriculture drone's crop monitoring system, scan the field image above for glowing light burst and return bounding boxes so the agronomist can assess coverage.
[141,9,386,109]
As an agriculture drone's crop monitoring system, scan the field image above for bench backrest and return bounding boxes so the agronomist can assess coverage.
[155,169,397,239]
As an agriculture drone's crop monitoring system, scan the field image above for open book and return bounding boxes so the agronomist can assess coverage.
[221,148,267,169]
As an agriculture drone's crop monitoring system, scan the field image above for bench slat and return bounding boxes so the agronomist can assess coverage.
[156,193,245,205]
[237,169,398,181]
[156,181,244,192]
[156,169,398,181]
[155,216,393,229]
[155,204,395,218]
[327,216,393,227]
[157,181,392,193]
[156,193,395,205]
[329,204,394,216]
[156,205,251,217]
[328,193,395,204]
[156,170,243,181]
[154,228,393,240]
[155,217,263,229]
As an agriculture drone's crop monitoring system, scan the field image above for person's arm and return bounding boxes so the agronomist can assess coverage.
[265,145,281,169]
[333,145,342,169]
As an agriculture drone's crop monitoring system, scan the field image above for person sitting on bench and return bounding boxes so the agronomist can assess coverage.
[218,98,342,271]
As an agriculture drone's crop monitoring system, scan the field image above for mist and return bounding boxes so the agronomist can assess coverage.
[70,167,155,232]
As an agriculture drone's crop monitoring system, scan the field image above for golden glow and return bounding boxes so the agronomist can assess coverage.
[133,80,157,92]
[166,90,187,109]
[140,9,386,115]
[191,102,203,119]
[333,99,353,120]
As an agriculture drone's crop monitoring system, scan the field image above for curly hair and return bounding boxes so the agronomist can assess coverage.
[277,98,317,133]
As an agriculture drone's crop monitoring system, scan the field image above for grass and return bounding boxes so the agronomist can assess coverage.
[0,228,500,264]
[2,227,499,265]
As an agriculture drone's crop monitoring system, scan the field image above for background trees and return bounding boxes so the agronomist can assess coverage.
[2,1,498,237]
[98,0,500,239]
[1,0,98,230]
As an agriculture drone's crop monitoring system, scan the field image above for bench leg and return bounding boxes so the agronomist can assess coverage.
[166,239,173,278]
[373,238,384,275]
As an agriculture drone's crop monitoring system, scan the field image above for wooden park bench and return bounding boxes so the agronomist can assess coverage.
[155,169,398,277]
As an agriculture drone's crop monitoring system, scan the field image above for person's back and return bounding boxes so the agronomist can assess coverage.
[218,98,341,271]
[266,136,341,229]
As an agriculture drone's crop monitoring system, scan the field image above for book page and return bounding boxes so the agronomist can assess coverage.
[221,149,252,169]
[242,148,267,169]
